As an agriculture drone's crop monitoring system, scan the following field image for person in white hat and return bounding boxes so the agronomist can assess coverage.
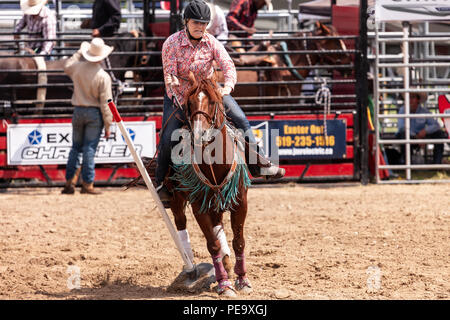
[13,0,57,58]
[226,0,272,37]
[61,38,114,195]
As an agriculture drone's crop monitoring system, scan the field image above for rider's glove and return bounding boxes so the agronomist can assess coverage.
[164,74,180,91]
[220,86,232,96]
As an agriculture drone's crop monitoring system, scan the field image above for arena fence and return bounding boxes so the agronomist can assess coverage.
[0,1,370,188]
[372,12,450,184]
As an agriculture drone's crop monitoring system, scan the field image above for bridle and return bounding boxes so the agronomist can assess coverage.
[184,79,241,197]
[314,29,349,66]
[186,80,227,145]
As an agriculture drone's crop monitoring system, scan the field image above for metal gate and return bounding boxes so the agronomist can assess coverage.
[0,0,370,187]
[372,1,450,184]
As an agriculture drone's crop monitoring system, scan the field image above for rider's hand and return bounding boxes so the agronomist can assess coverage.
[416,129,427,139]
[92,29,100,37]
[245,26,257,35]
[220,86,232,96]
[165,74,180,91]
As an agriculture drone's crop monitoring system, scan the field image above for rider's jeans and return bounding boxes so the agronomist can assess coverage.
[155,94,262,185]
[155,94,186,184]
[65,107,104,183]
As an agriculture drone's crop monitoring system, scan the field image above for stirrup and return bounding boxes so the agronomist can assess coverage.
[260,163,285,180]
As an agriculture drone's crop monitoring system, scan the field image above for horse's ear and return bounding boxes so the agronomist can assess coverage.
[315,21,323,35]
[188,71,196,86]
[322,23,332,35]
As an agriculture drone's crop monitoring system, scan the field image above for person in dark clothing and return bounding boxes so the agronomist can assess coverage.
[90,0,121,37]
[395,91,448,164]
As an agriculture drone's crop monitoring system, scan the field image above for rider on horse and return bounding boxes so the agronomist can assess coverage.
[156,0,285,202]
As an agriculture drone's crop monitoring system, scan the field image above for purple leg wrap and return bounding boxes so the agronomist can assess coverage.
[212,254,228,283]
[234,253,247,276]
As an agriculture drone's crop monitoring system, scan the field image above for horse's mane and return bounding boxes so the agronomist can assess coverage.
[185,75,223,106]
[201,78,222,104]
[291,22,339,38]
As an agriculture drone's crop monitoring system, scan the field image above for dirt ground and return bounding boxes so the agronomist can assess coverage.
[0,183,449,300]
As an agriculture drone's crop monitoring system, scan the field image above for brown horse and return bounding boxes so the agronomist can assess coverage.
[166,72,252,297]
[0,31,157,108]
[217,22,353,99]
[0,54,69,106]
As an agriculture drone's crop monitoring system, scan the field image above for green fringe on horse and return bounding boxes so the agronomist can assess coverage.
[170,160,251,214]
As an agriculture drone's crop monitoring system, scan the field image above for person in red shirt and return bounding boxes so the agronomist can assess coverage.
[226,0,272,37]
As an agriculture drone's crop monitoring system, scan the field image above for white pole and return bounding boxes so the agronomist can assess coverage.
[107,99,195,273]
[402,22,411,180]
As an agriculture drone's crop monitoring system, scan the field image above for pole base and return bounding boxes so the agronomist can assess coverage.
[167,263,216,293]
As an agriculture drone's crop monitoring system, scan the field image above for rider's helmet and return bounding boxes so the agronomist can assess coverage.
[183,0,211,23]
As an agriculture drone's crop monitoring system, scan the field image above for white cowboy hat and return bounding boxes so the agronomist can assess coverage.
[20,0,47,15]
[80,38,114,63]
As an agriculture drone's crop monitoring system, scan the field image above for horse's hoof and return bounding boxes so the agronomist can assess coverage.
[221,288,237,298]
[235,277,253,294]
[217,280,237,298]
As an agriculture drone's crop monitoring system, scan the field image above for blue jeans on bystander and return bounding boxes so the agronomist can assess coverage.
[65,107,104,183]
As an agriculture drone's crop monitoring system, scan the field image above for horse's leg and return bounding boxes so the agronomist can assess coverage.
[192,207,236,296]
[170,192,194,263]
[210,211,232,275]
[230,187,252,294]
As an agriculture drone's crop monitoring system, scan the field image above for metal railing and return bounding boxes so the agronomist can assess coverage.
[373,21,450,184]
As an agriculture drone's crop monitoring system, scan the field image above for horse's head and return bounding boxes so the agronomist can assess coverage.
[185,72,224,146]
[313,22,353,76]
[104,30,156,81]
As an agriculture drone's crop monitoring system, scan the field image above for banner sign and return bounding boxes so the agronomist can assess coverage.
[250,119,347,160]
[7,122,156,165]
[375,0,450,22]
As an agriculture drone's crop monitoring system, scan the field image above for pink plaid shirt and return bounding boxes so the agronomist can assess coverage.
[162,29,237,105]
[14,6,56,55]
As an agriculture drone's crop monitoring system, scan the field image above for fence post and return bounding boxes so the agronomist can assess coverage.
[357,0,369,185]
[170,0,182,34]
[402,21,412,180]
[143,0,150,36]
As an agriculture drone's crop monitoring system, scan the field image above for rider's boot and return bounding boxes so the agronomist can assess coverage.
[248,161,285,180]
[246,143,285,180]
